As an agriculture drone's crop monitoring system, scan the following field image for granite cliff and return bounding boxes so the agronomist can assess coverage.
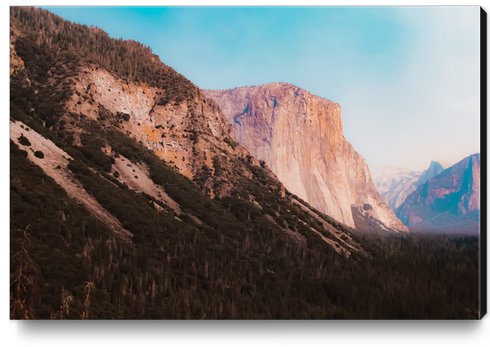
[205,83,408,233]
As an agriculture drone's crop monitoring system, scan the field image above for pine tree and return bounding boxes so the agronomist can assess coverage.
[10,225,38,319]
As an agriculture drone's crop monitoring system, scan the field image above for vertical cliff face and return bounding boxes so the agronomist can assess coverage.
[205,83,408,232]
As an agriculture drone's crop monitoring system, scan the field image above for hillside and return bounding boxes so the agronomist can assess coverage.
[9,7,479,319]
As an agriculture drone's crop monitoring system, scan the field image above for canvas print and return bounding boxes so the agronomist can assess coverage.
[9,6,484,320]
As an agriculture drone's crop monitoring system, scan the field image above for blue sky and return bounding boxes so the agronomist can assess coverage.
[39,5,481,171]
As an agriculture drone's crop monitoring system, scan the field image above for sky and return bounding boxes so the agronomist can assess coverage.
[31,5,482,172]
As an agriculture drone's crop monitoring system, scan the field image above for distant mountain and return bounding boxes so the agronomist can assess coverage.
[371,166,421,210]
[395,154,480,233]
[415,161,446,187]
[372,160,452,211]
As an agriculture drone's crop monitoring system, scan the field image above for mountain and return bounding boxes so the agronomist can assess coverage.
[9,6,380,319]
[395,154,480,233]
[9,7,479,320]
[204,84,408,233]
[371,166,421,210]
[415,161,447,187]
[372,159,451,211]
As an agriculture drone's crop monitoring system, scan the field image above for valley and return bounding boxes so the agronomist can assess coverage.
[9,6,481,320]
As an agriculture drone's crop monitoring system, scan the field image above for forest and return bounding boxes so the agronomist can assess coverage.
[10,6,481,320]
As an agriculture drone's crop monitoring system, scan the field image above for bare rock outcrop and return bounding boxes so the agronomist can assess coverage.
[205,83,408,232]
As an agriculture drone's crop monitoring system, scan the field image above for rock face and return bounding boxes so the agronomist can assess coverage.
[395,154,480,233]
[205,83,408,232]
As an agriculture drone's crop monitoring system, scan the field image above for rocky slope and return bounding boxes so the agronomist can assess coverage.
[205,84,408,233]
[63,69,371,252]
[395,154,480,233]
[63,63,245,199]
